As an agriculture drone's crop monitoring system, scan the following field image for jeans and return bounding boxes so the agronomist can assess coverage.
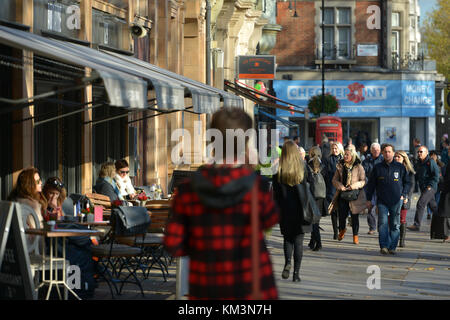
[377,200,402,250]
[283,233,304,272]
[338,199,359,235]
[367,193,377,231]
[415,188,438,227]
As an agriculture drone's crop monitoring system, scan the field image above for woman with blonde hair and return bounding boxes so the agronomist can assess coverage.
[330,146,367,244]
[272,140,317,282]
[323,141,344,239]
[307,146,328,251]
[394,151,416,247]
[94,162,124,201]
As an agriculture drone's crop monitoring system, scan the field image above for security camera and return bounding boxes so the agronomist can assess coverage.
[130,23,147,38]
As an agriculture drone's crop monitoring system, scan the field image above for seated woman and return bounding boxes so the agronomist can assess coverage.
[114,159,136,200]
[42,177,67,220]
[7,167,47,254]
[94,162,123,202]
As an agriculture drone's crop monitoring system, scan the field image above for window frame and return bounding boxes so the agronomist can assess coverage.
[320,7,352,60]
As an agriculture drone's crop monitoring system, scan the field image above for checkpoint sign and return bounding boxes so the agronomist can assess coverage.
[237,55,276,80]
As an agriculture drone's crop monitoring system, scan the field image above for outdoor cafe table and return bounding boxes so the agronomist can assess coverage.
[26,228,102,300]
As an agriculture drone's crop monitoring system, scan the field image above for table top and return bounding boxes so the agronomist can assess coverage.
[25,228,103,237]
[77,221,110,226]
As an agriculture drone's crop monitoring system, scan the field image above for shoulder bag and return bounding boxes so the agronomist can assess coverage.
[340,189,360,201]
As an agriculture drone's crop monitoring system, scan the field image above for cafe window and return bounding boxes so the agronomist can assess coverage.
[34,0,79,38]
[33,55,84,195]
[321,7,352,59]
[0,44,13,200]
[92,9,127,50]
[92,86,128,182]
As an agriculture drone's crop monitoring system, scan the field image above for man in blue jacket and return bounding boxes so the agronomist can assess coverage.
[366,144,410,255]
[407,146,440,231]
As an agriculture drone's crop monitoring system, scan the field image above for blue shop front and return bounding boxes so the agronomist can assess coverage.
[273,75,436,154]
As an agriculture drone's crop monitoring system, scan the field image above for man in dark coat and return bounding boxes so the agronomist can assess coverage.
[408,146,440,231]
[366,144,410,254]
[434,159,450,240]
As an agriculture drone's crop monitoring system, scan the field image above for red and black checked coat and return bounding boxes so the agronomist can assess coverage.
[163,165,279,300]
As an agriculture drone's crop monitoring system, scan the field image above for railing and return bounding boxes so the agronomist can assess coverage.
[391,52,431,71]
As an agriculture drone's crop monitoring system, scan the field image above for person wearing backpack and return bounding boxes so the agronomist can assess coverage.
[307,146,328,251]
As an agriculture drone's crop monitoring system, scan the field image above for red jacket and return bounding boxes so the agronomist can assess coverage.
[163,165,279,300]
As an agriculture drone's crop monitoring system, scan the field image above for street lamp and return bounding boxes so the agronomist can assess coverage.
[321,0,325,115]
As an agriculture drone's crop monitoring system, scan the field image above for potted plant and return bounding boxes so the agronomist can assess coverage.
[82,207,94,222]
[138,192,148,207]
[307,93,340,117]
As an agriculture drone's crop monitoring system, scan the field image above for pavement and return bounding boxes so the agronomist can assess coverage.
[91,193,450,300]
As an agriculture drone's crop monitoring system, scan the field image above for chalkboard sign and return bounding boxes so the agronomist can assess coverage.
[0,202,36,300]
[168,170,196,194]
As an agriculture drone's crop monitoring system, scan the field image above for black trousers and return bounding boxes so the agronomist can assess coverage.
[338,199,359,235]
[283,233,304,272]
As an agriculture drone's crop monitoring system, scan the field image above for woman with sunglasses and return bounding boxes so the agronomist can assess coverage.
[114,159,136,200]
[8,167,47,252]
[8,166,47,224]
[42,177,67,220]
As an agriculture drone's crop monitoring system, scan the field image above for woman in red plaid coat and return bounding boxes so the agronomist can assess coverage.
[163,108,279,300]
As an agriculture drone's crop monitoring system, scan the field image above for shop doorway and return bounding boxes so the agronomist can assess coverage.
[410,118,426,154]
[342,119,379,149]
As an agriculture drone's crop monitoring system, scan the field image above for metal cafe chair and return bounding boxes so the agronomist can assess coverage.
[91,206,150,298]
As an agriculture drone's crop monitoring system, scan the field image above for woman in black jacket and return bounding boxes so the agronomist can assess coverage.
[394,151,416,247]
[272,140,316,282]
[323,141,344,239]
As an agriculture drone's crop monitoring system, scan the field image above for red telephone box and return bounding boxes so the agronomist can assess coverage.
[315,116,343,145]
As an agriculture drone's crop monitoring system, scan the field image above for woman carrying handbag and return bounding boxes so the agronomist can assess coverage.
[272,140,319,282]
[329,146,367,244]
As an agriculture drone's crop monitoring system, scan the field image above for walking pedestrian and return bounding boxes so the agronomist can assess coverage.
[366,144,410,254]
[307,146,328,251]
[427,150,446,219]
[272,140,317,282]
[163,107,279,300]
[323,141,344,239]
[394,151,415,247]
[434,162,450,241]
[362,142,384,235]
[407,146,440,231]
[329,146,367,244]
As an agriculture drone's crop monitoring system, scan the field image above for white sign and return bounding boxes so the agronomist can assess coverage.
[357,44,378,57]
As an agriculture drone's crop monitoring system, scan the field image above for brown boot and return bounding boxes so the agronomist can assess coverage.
[353,235,359,244]
[338,229,346,241]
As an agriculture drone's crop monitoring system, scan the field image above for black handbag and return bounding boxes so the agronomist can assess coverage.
[340,189,360,201]
[112,206,151,236]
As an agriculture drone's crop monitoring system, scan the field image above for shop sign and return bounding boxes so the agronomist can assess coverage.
[357,44,378,56]
[273,80,435,118]
[236,55,276,79]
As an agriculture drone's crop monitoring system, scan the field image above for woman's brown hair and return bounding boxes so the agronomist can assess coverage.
[42,177,67,207]
[115,159,129,171]
[8,167,47,211]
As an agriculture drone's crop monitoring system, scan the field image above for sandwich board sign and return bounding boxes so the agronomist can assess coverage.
[0,202,36,300]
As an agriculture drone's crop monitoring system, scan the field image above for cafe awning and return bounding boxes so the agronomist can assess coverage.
[102,51,244,113]
[0,25,147,109]
[0,25,243,114]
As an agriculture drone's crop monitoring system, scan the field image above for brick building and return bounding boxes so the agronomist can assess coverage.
[269,0,445,153]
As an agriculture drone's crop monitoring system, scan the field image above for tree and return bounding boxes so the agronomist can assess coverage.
[421,0,450,111]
